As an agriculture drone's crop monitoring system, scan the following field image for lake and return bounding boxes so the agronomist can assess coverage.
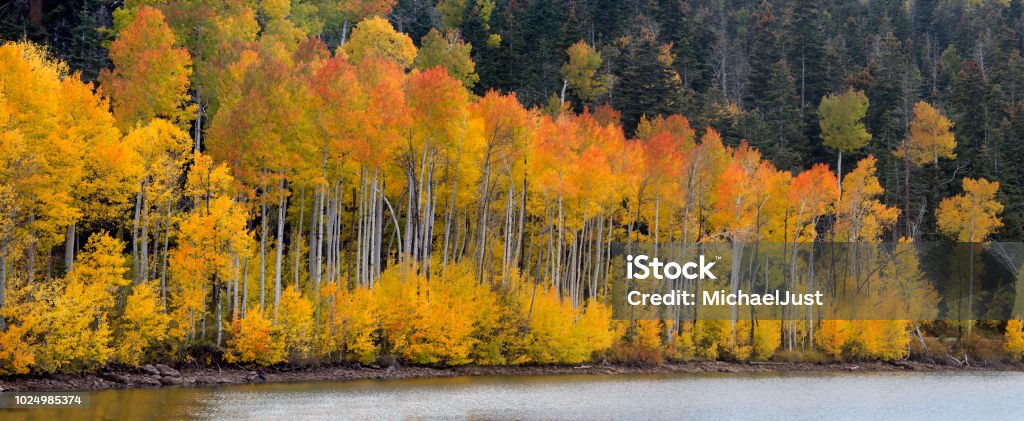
[3,371,1023,420]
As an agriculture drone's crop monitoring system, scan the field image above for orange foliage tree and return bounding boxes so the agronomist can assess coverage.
[100,6,195,131]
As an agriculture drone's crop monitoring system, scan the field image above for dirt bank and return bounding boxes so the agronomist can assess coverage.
[2,360,1021,392]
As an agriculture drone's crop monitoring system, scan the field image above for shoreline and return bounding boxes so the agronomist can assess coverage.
[3,360,1023,392]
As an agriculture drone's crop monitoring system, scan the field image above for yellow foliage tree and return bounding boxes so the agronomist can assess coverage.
[278,286,315,362]
[372,265,417,357]
[693,320,730,360]
[61,73,143,273]
[896,101,956,166]
[936,178,1003,335]
[816,320,850,359]
[169,152,250,344]
[225,306,286,366]
[816,242,930,361]
[0,321,36,375]
[1005,318,1024,361]
[341,16,417,69]
[575,300,615,358]
[324,284,378,365]
[517,286,612,364]
[123,118,191,286]
[634,320,663,353]
[404,263,498,365]
[751,320,782,360]
[0,278,39,375]
[835,156,900,241]
[0,41,89,295]
[856,320,910,361]
[670,323,697,362]
[817,320,911,362]
[936,178,1003,243]
[33,233,128,373]
[371,262,503,365]
[115,282,171,366]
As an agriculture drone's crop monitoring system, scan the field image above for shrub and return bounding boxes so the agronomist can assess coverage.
[115,283,171,366]
[278,287,315,362]
[225,306,285,366]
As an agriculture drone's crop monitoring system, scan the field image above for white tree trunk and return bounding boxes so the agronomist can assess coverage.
[274,177,287,316]
[316,187,325,290]
[241,256,249,318]
[260,201,267,309]
[132,182,143,283]
[295,186,304,291]
[140,191,150,283]
[64,223,75,273]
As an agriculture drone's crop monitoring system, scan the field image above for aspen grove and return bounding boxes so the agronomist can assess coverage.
[1,2,1023,374]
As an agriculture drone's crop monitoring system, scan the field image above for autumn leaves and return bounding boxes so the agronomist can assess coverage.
[820,89,991,242]
[99,6,195,133]
[0,0,1020,375]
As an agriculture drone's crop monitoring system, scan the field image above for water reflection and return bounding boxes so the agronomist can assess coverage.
[3,371,1023,420]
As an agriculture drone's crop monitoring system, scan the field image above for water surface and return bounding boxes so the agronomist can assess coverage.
[3,371,1023,420]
